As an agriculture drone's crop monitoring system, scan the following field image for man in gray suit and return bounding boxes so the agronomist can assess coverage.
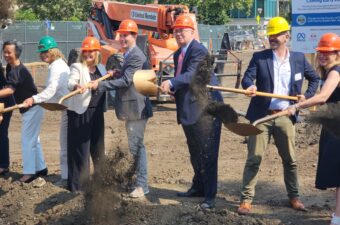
[89,19,153,198]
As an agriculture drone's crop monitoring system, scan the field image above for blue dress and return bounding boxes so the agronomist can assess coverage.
[315,65,340,189]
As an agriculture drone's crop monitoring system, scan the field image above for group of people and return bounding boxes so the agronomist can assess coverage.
[0,14,339,224]
[0,19,152,199]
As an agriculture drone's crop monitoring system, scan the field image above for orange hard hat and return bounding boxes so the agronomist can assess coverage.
[173,15,195,30]
[315,33,340,51]
[81,36,101,51]
[117,19,138,33]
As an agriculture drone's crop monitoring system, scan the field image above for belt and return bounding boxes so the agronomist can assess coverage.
[267,109,283,115]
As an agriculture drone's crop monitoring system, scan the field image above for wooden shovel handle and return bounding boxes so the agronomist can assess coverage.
[59,73,112,104]
[2,103,26,113]
[252,110,289,126]
[206,85,299,101]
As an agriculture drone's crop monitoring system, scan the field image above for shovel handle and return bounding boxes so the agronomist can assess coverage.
[252,110,289,126]
[59,73,112,104]
[2,103,26,113]
[206,85,299,101]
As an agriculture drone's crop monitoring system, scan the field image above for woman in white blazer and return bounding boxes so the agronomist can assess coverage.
[66,36,107,192]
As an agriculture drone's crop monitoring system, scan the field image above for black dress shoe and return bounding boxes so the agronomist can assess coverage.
[36,168,48,176]
[0,168,9,176]
[176,188,204,197]
[20,174,38,183]
[200,198,215,210]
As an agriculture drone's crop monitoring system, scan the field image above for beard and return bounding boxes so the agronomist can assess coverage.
[269,39,280,49]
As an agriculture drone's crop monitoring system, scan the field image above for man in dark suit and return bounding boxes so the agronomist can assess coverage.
[237,17,320,215]
[161,15,223,209]
[90,19,153,198]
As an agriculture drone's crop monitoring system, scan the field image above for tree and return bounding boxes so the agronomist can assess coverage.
[16,0,92,21]
[0,0,16,21]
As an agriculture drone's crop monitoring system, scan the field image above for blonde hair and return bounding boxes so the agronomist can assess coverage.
[317,51,340,80]
[80,50,102,67]
[47,48,67,63]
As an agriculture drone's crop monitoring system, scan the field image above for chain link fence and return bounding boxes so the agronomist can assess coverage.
[1,21,87,63]
[1,21,264,63]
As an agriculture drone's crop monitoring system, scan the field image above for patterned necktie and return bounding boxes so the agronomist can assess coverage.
[175,51,185,76]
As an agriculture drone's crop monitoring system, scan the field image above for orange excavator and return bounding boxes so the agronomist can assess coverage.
[87,0,199,74]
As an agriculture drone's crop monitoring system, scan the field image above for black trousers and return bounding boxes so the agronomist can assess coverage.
[0,111,12,168]
[182,115,222,199]
[67,107,105,192]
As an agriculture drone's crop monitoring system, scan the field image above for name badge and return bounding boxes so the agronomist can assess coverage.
[295,73,302,81]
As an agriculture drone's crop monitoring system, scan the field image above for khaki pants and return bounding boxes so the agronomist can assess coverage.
[240,115,299,203]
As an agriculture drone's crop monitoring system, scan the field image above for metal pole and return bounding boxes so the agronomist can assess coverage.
[277,0,280,16]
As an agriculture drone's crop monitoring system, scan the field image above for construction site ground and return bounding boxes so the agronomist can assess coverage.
[0,50,332,225]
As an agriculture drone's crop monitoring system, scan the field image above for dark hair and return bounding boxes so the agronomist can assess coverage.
[2,40,23,58]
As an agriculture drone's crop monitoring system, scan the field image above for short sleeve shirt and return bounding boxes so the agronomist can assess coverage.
[6,63,38,113]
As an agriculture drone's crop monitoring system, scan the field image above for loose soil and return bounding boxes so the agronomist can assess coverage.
[0,51,334,225]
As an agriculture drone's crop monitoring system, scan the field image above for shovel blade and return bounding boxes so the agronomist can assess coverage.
[39,103,67,111]
[225,122,263,136]
[133,70,159,96]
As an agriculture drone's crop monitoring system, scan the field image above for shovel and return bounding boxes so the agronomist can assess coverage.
[54,74,112,109]
[0,103,26,124]
[225,110,290,136]
[206,85,299,101]
[133,70,162,96]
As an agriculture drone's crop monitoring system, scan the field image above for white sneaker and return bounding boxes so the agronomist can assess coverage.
[54,178,68,188]
[129,186,149,198]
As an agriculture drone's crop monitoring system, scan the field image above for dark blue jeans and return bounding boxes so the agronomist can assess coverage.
[0,111,12,168]
[182,115,222,199]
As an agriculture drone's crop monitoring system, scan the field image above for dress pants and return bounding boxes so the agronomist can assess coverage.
[240,115,299,202]
[67,107,105,192]
[0,111,12,169]
[182,115,222,199]
[21,106,46,174]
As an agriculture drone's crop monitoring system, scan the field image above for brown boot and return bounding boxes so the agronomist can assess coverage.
[289,197,307,211]
[237,202,252,215]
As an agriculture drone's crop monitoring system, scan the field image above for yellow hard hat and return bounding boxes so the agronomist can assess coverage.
[266,17,290,36]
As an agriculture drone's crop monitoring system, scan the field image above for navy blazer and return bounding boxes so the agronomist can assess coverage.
[171,39,223,125]
[242,49,320,122]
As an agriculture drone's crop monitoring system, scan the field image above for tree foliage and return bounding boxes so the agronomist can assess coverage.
[14,0,253,24]
[0,0,16,20]
[16,0,92,21]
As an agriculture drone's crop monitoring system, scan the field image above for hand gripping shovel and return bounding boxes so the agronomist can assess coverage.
[206,85,299,101]
[49,73,113,108]
[225,110,290,136]
[133,70,162,96]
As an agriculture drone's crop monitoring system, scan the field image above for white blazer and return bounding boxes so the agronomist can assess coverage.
[67,62,106,114]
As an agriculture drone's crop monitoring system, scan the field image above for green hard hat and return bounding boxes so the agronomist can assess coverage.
[37,36,58,52]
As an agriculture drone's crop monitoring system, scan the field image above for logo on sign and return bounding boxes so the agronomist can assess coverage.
[296,15,306,26]
[131,10,157,22]
[297,33,306,41]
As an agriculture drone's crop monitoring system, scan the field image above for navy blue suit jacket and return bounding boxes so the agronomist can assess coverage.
[171,39,223,125]
[242,49,320,122]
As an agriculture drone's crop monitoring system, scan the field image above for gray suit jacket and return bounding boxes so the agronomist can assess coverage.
[98,46,153,121]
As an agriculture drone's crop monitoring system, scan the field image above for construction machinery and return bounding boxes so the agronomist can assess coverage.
[88,1,199,70]
[87,0,241,101]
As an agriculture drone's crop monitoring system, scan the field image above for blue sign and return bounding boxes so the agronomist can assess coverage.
[292,13,340,26]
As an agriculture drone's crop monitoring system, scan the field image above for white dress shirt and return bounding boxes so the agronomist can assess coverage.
[269,50,291,110]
